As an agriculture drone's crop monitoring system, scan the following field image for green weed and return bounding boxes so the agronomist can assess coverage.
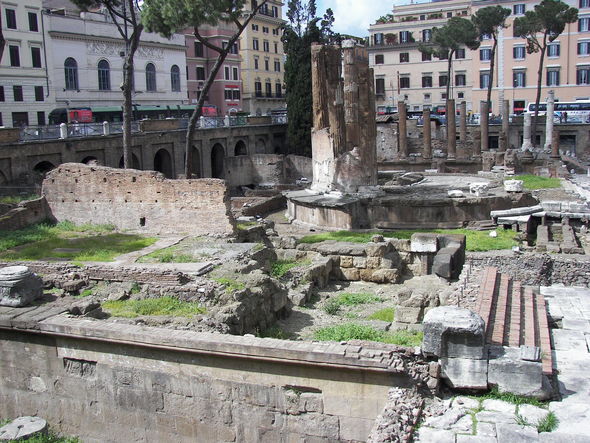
[313,323,423,346]
[323,293,382,315]
[323,298,341,315]
[368,307,395,322]
[237,222,258,230]
[102,296,205,318]
[270,259,311,278]
[212,277,245,293]
[130,282,142,294]
[473,387,546,407]
[537,411,558,433]
[256,325,293,340]
[0,194,40,205]
[137,246,195,263]
[76,289,93,298]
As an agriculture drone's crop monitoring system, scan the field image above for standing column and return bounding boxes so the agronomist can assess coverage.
[423,109,432,159]
[544,90,555,150]
[398,101,408,159]
[521,113,533,150]
[551,129,560,158]
[459,101,467,142]
[447,99,456,159]
[500,100,510,152]
[480,101,489,152]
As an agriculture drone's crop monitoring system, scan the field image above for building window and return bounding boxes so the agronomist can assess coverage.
[513,46,526,59]
[400,77,410,88]
[224,88,232,100]
[439,75,448,87]
[253,38,259,50]
[64,57,78,90]
[97,60,110,90]
[441,92,447,99]
[577,67,590,84]
[400,31,412,43]
[233,89,240,100]
[31,47,42,68]
[13,85,23,102]
[274,42,278,53]
[171,65,180,92]
[146,63,156,91]
[37,111,45,125]
[373,33,384,45]
[514,4,526,15]
[422,52,431,61]
[196,66,205,80]
[0,86,4,101]
[35,86,44,101]
[581,0,590,7]
[455,48,466,59]
[254,58,259,70]
[263,41,270,52]
[455,73,466,86]
[252,24,258,31]
[579,41,590,54]
[547,43,560,57]
[458,92,464,99]
[9,45,20,67]
[194,41,204,57]
[400,52,409,63]
[272,6,278,17]
[480,48,492,61]
[547,69,560,86]
[375,54,384,64]
[233,66,239,80]
[447,12,452,18]
[12,112,28,127]
[274,60,281,72]
[28,12,39,32]
[264,59,269,71]
[480,71,490,89]
[422,29,432,42]
[5,9,16,29]
[481,33,492,40]
[580,17,590,32]
[276,83,282,98]
[224,66,231,80]
[375,78,385,95]
[424,93,431,100]
[263,26,269,33]
[513,71,526,87]
[420,14,426,20]
[265,82,272,97]
[230,42,238,54]
[255,81,262,97]
[422,76,433,87]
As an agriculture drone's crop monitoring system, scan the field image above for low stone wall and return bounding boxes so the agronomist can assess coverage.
[468,251,590,287]
[0,198,49,231]
[42,163,235,236]
[0,312,434,443]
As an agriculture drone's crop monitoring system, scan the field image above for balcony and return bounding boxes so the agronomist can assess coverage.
[254,92,283,99]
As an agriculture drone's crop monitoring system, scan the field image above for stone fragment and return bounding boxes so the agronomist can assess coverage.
[440,357,488,389]
[495,423,538,442]
[448,190,465,198]
[469,183,489,197]
[410,233,438,253]
[452,396,481,410]
[423,407,466,429]
[520,345,541,362]
[504,180,524,193]
[518,404,548,425]
[456,436,496,443]
[0,416,47,440]
[482,399,515,415]
[371,234,384,243]
[414,427,455,443]
[422,306,485,358]
[370,269,400,283]
[0,266,43,307]
[488,346,548,399]
[476,411,516,424]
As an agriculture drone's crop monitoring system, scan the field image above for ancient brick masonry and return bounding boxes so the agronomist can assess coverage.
[42,163,235,235]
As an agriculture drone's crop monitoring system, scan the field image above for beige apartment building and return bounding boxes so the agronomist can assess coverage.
[369,0,590,116]
[239,0,286,115]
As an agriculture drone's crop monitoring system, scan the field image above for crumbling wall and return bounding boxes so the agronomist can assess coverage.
[42,163,234,235]
[0,198,49,231]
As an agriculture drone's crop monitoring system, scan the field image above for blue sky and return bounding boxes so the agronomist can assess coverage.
[314,1,394,37]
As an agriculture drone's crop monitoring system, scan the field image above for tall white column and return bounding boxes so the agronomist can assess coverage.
[544,90,555,150]
[521,113,533,151]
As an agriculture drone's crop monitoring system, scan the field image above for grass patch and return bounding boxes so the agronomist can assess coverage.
[313,323,423,346]
[368,307,395,322]
[138,247,194,263]
[270,259,311,278]
[237,222,258,230]
[256,325,293,340]
[510,175,561,190]
[102,296,205,318]
[472,387,546,407]
[76,289,93,298]
[0,194,40,205]
[299,228,518,252]
[322,292,382,315]
[0,221,152,262]
[536,411,558,433]
[212,276,245,293]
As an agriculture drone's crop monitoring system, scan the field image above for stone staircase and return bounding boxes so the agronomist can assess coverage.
[476,267,553,375]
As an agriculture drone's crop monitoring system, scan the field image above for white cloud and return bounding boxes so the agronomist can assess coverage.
[320,0,392,36]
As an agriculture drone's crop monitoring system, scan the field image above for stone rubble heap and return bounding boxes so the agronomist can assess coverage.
[0,266,43,307]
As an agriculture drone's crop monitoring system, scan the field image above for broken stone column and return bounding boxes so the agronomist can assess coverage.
[398,101,408,159]
[0,266,43,307]
[423,109,432,159]
[521,113,533,151]
[544,90,555,150]
[310,42,377,193]
[480,101,489,152]
[447,99,456,159]
[499,100,509,152]
[422,306,487,389]
[551,129,560,158]
[459,101,467,142]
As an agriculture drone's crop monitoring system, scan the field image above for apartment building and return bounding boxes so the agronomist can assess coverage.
[239,0,286,115]
[369,0,474,115]
[184,24,243,116]
[369,0,590,115]
[0,0,55,127]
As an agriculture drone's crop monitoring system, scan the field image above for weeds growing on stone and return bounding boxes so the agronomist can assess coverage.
[102,296,205,318]
[322,293,382,315]
[75,289,93,298]
[367,307,395,322]
[256,325,293,340]
[139,247,195,263]
[270,259,311,278]
[536,411,558,433]
[472,387,546,407]
[0,194,40,205]
[313,323,423,346]
[212,277,245,293]
[236,222,258,230]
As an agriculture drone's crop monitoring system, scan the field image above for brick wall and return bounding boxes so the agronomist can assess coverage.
[42,163,235,236]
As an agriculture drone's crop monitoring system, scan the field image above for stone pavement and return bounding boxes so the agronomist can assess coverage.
[415,285,590,442]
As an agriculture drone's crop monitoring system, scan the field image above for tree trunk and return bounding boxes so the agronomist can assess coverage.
[532,34,548,147]
[487,37,498,109]
[446,51,453,100]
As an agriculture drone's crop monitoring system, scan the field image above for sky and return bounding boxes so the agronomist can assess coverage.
[315,1,394,37]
